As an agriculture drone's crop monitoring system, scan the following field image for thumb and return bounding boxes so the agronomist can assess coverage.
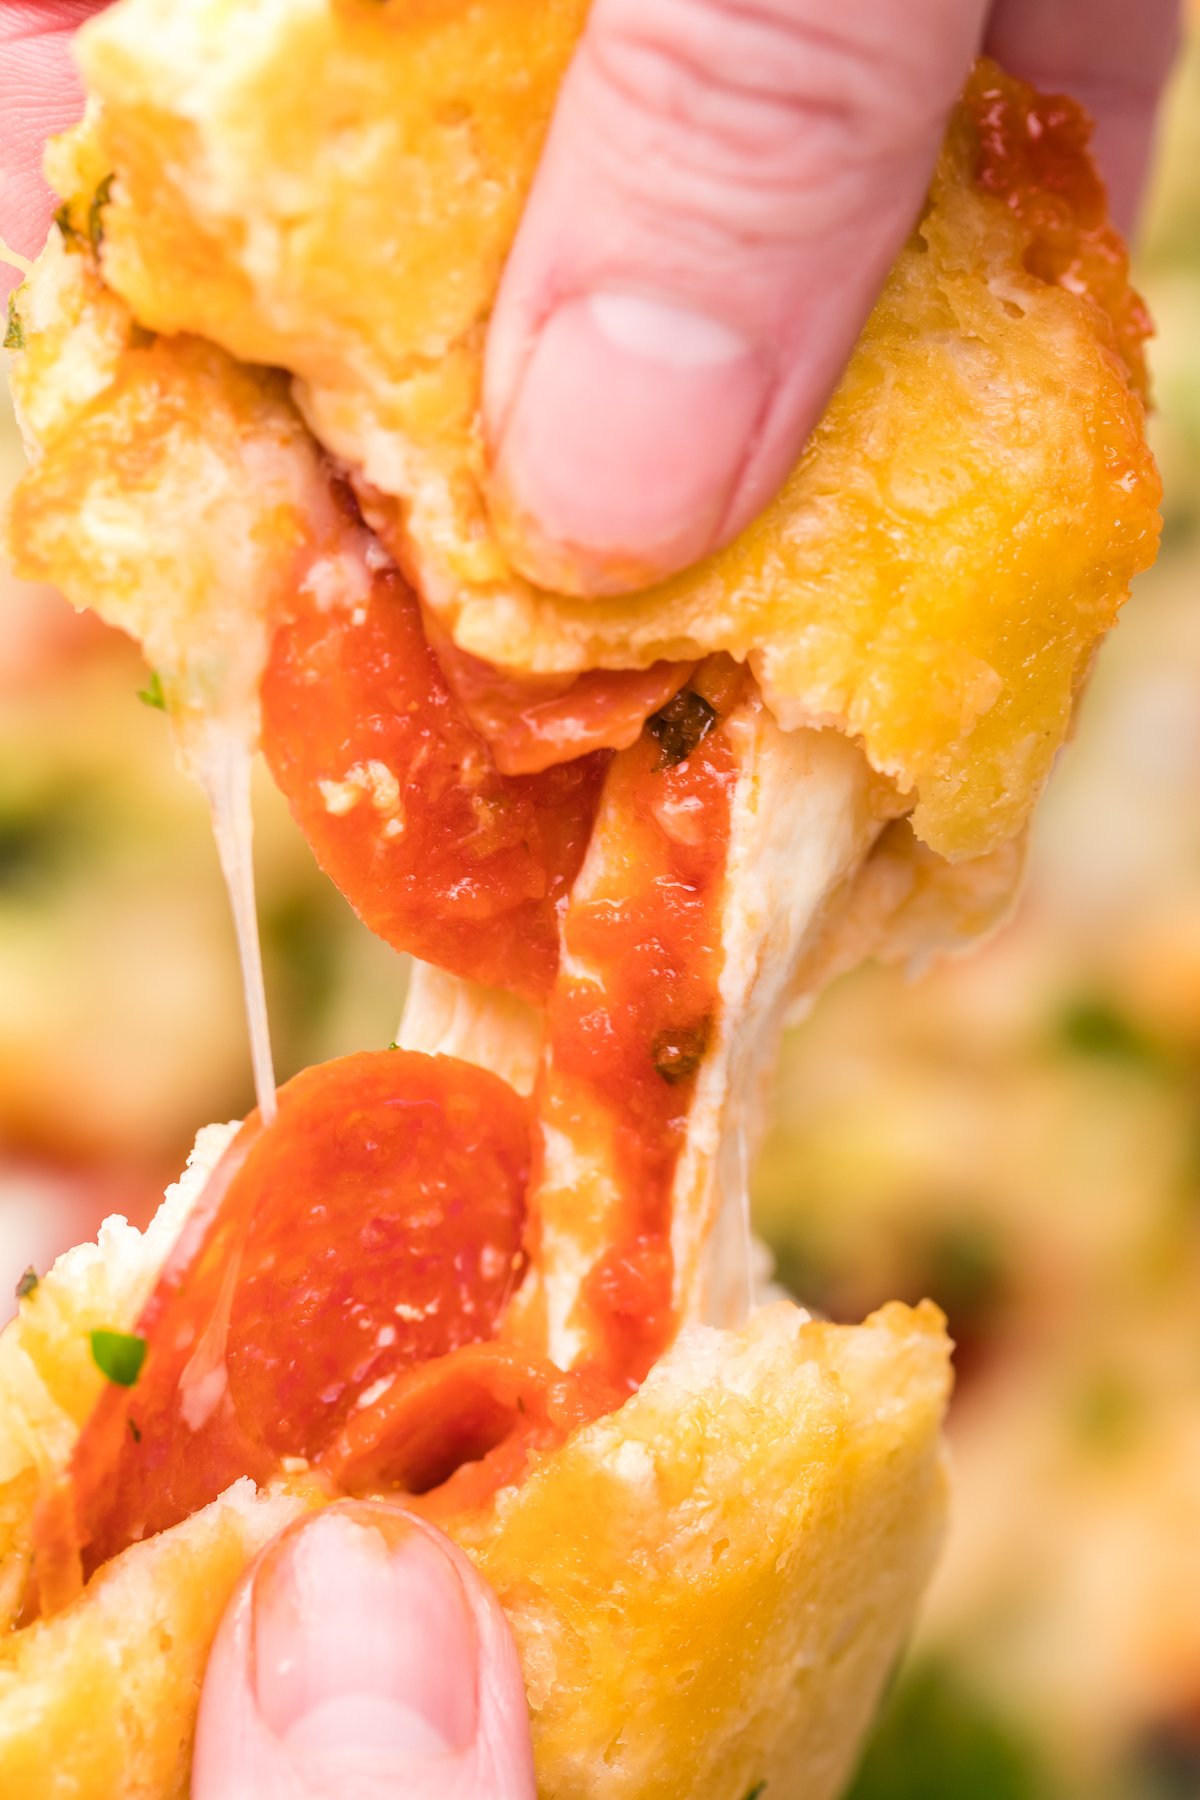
[192,1502,537,1800]
[0,5,108,295]
[484,0,988,596]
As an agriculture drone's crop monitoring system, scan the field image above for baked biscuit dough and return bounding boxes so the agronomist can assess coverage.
[451,1302,950,1800]
[0,1171,948,1800]
[51,1,1161,857]
[0,1479,318,1800]
[6,239,355,762]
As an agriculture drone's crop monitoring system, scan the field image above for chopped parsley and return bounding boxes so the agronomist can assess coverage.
[646,689,718,770]
[54,202,82,248]
[137,670,166,711]
[388,1039,401,1051]
[652,1019,711,1085]
[87,174,115,253]
[14,1266,39,1302]
[90,1328,147,1388]
[744,1786,767,1800]
[3,295,24,351]
[128,1417,142,1445]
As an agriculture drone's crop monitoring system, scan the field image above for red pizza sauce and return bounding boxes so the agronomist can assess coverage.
[261,565,608,1004]
[536,659,744,1386]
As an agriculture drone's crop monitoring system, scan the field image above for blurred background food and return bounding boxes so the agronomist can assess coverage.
[2,18,1200,1800]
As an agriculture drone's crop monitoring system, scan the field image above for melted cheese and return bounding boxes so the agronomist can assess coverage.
[191,731,276,1123]
[407,704,881,1366]
[6,243,374,1129]
[672,708,878,1326]
[397,961,543,1099]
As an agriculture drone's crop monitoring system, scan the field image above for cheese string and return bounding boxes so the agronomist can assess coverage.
[191,730,278,1124]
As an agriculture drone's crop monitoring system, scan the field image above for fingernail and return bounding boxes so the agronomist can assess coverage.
[252,1509,478,1765]
[490,292,770,594]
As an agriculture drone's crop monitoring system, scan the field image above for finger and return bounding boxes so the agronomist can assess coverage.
[483,0,989,596]
[193,1502,537,1800]
[985,0,1182,236]
[0,5,108,295]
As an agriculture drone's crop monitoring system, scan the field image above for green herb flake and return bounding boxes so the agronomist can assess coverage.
[90,1328,147,1388]
[3,295,24,352]
[14,1266,39,1302]
[387,1039,401,1051]
[743,1786,767,1800]
[646,689,718,771]
[128,1417,142,1444]
[652,1018,712,1085]
[53,202,82,247]
[87,174,116,253]
[137,670,166,711]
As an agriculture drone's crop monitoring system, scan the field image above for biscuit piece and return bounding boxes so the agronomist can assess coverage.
[451,1301,951,1800]
[0,1479,316,1800]
[6,241,357,767]
[0,1174,948,1800]
[57,3,1160,857]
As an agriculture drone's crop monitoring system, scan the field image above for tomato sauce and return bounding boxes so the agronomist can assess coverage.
[261,565,608,1004]
[965,65,1151,395]
[32,1051,529,1610]
[34,535,742,1607]
[535,660,744,1386]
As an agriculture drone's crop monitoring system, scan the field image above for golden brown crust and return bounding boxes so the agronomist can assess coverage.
[0,1480,317,1800]
[49,1,1161,859]
[452,1302,951,1800]
[6,243,348,764]
[0,1201,950,1800]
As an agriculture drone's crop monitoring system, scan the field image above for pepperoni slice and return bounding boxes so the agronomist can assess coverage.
[320,1341,620,1519]
[33,1051,529,1608]
[261,567,608,1003]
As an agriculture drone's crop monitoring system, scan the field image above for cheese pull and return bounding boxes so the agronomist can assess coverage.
[0,6,1159,1797]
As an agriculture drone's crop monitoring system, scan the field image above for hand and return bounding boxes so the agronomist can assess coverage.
[0,2,104,278]
[481,0,1181,591]
[1,2,1180,589]
[192,1502,537,1799]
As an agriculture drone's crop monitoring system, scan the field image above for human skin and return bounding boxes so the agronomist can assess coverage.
[0,0,1180,585]
[191,1502,538,1800]
[0,2,1180,1793]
